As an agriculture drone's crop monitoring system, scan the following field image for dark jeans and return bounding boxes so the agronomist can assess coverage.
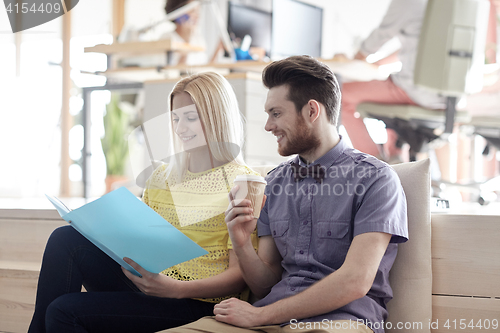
[28,226,215,333]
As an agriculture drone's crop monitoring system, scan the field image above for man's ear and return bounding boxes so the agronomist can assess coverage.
[306,99,321,123]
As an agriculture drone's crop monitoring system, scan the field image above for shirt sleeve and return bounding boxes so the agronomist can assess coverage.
[353,166,408,243]
[360,0,414,55]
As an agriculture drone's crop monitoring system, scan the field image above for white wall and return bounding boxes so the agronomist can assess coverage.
[124,0,166,31]
[310,0,392,58]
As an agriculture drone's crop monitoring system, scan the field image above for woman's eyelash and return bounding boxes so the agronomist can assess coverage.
[171,116,198,122]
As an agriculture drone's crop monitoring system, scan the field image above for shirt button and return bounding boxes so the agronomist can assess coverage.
[303,221,308,225]
[273,230,276,236]
[327,231,332,236]
[299,250,304,254]
[291,287,296,291]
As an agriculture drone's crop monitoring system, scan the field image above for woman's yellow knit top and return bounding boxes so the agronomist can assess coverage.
[142,162,259,303]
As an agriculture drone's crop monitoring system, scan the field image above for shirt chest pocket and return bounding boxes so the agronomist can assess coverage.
[313,220,351,268]
[270,221,289,258]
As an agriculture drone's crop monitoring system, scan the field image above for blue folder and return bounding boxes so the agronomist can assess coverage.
[46,187,208,277]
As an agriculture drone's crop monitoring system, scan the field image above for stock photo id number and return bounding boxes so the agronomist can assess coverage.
[3,0,79,32]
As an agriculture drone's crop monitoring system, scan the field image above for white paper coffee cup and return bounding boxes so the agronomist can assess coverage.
[233,175,267,219]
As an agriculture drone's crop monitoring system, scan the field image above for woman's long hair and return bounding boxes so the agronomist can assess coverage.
[163,72,246,183]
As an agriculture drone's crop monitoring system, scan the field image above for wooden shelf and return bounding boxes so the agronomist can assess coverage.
[88,58,388,83]
[84,39,204,56]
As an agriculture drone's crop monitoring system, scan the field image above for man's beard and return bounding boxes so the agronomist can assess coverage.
[278,115,320,157]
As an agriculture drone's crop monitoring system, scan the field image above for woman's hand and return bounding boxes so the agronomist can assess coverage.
[121,257,183,298]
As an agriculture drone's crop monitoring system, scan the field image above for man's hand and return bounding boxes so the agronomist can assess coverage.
[213,297,267,327]
[121,257,183,298]
[225,185,266,248]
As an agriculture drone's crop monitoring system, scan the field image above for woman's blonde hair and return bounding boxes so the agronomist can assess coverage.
[165,72,246,180]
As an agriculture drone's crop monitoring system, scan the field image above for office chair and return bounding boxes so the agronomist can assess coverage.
[436,114,500,205]
[357,0,490,162]
[470,115,500,152]
[469,115,500,203]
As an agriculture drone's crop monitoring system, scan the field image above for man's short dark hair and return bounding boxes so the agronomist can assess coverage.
[262,55,341,126]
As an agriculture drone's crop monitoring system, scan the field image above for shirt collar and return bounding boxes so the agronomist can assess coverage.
[293,135,347,169]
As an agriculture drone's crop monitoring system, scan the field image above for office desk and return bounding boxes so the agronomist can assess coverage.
[84,39,204,55]
[87,58,389,83]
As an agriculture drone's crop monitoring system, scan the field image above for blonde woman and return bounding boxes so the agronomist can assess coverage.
[28,72,259,333]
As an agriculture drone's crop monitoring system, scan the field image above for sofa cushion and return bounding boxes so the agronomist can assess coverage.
[388,159,432,333]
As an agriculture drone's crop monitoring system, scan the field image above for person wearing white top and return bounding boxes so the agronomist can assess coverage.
[164,0,207,66]
[340,0,445,160]
[119,0,208,67]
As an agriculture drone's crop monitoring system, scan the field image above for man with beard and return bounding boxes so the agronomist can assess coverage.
[162,56,408,333]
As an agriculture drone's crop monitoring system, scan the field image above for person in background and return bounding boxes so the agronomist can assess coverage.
[28,72,259,333]
[339,0,445,162]
[164,0,207,65]
[340,0,498,163]
[117,0,206,67]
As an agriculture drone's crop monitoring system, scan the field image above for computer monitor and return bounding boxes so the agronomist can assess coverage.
[227,3,272,56]
[271,0,323,59]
